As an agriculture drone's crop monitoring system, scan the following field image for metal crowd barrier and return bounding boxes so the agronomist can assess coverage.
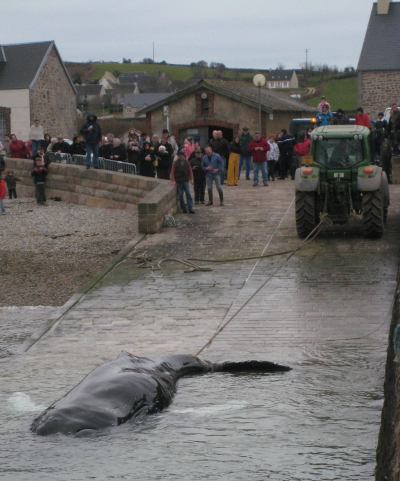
[46,152,72,164]
[47,152,136,175]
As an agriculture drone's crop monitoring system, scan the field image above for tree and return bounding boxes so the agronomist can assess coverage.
[72,72,82,85]
[197,60,208,68]
[276,63,285,70]
[142,58,154,64]
[112,69,121,78]
[122,58,132,64]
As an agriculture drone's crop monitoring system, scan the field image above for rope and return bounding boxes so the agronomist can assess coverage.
[195,214,331,356]
[129,250,212,273]
[163,214,186,228]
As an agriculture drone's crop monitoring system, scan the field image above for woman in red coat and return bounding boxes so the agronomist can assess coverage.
[9,134,28,159]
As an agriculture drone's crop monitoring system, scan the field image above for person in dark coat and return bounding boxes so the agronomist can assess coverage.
[332,109,350,125]
[154,137,174,179]
[31,158,48,205]
[126,140,141,169]
[80,112,102,169]
[5,170,21,199]
[208,130,230,184]
[277,129,296,180]
[109,139,127,161]
[69,135,86,156]
[190,148,206,204]
[52,137,70,154]
[139,141,156,177]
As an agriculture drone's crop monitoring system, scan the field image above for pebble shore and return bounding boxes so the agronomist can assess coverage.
[0,198,137,307]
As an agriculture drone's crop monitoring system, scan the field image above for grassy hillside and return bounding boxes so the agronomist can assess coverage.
[89,62,267,82]
[306,77,358,112]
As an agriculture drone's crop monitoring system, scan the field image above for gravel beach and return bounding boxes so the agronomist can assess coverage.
[0,198,138,307]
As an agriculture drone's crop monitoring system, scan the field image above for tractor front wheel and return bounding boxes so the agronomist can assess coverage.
[295,191,317,238]
[362,188,384,238]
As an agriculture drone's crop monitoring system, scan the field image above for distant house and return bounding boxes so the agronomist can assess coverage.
[266,70,298,89]
[75,84,106,109]
[357,0,400,114]
[123,93,171,118]
[0,41,76,140]
[105,82,139,105]
[98,71,117,90]
[136,79,316,146]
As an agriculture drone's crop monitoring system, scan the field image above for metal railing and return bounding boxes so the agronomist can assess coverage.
[47,152,136,174]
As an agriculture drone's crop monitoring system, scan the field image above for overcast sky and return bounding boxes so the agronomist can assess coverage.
[1,0,379,70]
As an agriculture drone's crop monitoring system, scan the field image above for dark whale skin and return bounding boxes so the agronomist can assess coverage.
[31,352,290,436]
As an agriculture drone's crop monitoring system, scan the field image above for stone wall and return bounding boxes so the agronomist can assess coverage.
[359,70,400,114]
[30,47,77,139]
[4,158,179,234]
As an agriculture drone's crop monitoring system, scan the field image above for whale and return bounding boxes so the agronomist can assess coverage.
[30,352,291,436]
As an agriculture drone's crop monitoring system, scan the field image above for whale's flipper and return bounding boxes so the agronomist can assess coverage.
[212,360,291,373]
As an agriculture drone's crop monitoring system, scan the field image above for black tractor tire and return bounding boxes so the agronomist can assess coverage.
[295,191,317,238]
[362,188,384,238]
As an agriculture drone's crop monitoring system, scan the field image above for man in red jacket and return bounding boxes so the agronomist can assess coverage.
[248,131,270,186]
[9,134,28,159]
[355,107,371,128]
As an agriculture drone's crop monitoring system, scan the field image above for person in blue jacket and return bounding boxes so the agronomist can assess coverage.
[80,113,102,169]
[202,145,225,206]
[316,104,333,126]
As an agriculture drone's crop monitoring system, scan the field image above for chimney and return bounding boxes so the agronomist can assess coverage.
[377,0,392,14]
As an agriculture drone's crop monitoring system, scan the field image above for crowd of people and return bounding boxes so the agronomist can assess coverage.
[0,101,398,214]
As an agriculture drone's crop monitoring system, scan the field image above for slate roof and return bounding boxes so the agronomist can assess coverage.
[0,40,75,91]
[75,84,103,96]
[137,80,316,115]
[266,69,296,81]
[123,93,170,108]
[358,2,400,71]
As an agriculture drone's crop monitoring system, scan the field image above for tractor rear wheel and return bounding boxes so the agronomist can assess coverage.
[295,191,317,238]
[362,188,384,238]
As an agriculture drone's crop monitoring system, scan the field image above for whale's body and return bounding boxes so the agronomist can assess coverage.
[31,352,290,436]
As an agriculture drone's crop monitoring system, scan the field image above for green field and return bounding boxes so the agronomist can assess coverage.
[90,62,267,82]
[307,77,358,112]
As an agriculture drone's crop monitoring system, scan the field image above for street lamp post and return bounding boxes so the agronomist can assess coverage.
[253,74,266,133]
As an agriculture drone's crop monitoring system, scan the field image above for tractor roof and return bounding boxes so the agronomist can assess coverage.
[313,125,370,137]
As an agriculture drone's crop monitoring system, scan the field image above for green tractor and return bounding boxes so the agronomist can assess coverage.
[295,125,390,238]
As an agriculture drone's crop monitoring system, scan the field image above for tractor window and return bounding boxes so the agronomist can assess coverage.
[314,138,364,168]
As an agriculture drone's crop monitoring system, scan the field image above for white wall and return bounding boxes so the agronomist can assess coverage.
[0,89,30,139]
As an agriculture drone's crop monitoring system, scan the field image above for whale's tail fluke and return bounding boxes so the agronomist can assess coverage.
[211,360,291,373]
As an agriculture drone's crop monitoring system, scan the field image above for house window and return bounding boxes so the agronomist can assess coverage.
[283,82,288,87]
[0,113,6,140]
[270,82,275,88]
[126,107,132,113]
[277,82,281,87]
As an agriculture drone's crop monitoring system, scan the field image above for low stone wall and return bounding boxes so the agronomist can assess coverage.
[376,273,400,481]
[4,158,179,234]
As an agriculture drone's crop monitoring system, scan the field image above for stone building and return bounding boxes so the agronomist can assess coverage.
[137,79,316,147]
[357,0,400,114]
[0,41,76,140]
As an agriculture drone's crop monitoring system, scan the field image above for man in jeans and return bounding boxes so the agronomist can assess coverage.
[248,131,270,186]
[171,151,195,214]
[80,113,102,169]
[202,145,225,206]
